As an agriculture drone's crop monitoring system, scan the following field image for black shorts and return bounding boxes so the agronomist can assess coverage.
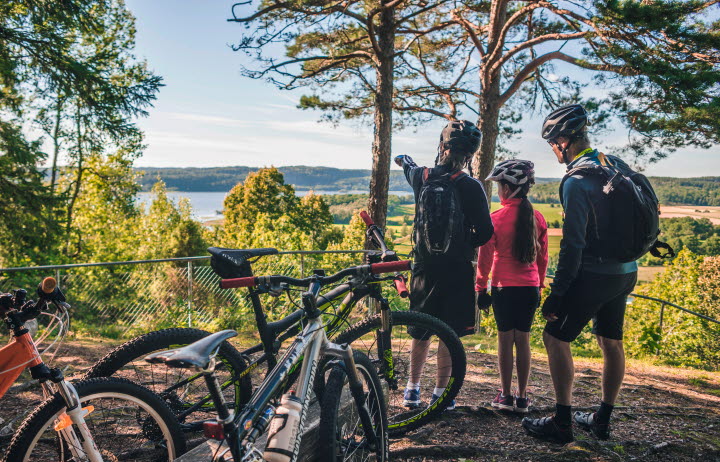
[544,271,638,342]
[408,260,476,339]
[491,286,540,332]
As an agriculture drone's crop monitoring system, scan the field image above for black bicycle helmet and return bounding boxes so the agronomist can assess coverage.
[439,120,482,156]
[541,104,588,140]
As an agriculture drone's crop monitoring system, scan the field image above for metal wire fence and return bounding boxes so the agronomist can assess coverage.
[0,251,371,338]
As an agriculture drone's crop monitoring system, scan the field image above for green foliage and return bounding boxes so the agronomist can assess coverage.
[627,249,720,369]
[325,194,414,224]
[650,177,720,206]
[640,217,720,265]
[0,119,61,267]
[0,0,161,267]
[221,167,340,252]
[138,182,209,260]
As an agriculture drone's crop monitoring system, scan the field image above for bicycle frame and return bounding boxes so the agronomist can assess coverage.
[1,286,105,462]
[200,295,377,461]
[0,331,43,398]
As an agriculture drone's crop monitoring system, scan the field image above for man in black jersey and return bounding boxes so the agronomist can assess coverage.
[395,120,493,410]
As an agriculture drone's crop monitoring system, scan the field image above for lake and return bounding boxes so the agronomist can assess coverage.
[136,190,412,221]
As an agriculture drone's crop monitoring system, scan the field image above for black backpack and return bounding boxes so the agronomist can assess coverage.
[413,168,468,260]
[559,154,674,263]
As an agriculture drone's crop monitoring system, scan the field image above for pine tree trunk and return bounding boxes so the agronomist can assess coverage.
[50,98,63,193]
[472,0,507,205]
[473,86,501,204]
[367,3,395,233]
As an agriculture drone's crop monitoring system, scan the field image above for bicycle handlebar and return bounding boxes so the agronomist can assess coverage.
[220,261,412,290]
[393,275,409,298]
[359,211,374,226]
[370,260,410,274]
[40,277,56,295]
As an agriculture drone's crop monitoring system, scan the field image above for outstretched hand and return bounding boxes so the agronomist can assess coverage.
[394,155,410,167]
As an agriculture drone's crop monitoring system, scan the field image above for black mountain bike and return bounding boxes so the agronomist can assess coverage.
[146,261,397,461]
[85,212,466,436]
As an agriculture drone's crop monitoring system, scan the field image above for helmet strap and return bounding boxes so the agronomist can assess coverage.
[507,186,522,199]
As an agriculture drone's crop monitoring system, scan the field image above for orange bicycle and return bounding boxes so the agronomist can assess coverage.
[0,277,186,462]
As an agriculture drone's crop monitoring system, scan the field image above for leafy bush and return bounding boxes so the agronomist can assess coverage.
[626,250,720,369]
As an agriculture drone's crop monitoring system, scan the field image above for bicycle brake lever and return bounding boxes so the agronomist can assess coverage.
[267,282,288,297]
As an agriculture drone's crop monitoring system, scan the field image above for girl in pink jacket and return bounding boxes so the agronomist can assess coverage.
[476,160,549,413]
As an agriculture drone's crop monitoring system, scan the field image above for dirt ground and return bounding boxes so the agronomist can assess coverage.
[1,339,719,461]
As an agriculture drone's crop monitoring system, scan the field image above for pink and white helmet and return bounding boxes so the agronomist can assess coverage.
[485,159,535,186]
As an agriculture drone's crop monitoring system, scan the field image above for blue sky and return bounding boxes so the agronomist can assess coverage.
[126,0,719,178]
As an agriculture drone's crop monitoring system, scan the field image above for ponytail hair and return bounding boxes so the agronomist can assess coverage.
[502,181,537,264]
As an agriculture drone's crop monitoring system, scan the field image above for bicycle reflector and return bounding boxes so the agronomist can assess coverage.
[54,406,94,431]
[204,421,225,440]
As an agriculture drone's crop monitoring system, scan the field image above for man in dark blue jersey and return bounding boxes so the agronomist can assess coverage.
[522,105,638,443]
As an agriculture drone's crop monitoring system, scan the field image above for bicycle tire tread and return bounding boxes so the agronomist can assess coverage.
[333,310,466,435]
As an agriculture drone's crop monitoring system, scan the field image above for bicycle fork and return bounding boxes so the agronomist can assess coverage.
[324,341,380,452]
[371,291,398,391]
[42,379,104,462]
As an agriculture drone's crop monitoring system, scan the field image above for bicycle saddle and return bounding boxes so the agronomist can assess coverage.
[145,330,238,370]
[208,247,279,266]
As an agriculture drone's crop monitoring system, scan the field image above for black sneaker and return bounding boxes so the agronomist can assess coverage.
[521,416,574,444]
[574,411,610,440]
[514,395,531,413]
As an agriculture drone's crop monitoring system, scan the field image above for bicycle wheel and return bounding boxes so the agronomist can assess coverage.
[334,310,466,435]
[318,351,389,462]
[84,328,251,430]
[3,377,186,462]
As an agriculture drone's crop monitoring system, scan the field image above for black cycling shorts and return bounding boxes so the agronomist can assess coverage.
[408,260,476,340]
[491,286,539,332]
[544,271,637,342]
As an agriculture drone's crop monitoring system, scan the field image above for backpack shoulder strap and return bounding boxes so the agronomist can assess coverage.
[422,167,430,182]
[559,166,596,206]
[449,170,466,181]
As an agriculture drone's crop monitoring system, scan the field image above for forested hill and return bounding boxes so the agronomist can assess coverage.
[530,176,720,206]
[137,167,720,206]
[136,166,558,192]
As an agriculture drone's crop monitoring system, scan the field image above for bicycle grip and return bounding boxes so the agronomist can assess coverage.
[41,277,56,294]
[393,276,409,298]
[359,211,374,226]
[220,277,257,289]
[370,260,411,274]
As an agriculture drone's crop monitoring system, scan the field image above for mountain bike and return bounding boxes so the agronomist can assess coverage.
[0,277,186,462]
[145,260,400,461]
[85,211,466,436]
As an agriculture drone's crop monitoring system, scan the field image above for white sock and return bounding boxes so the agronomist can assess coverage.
[406,381,420,390]
[433,387,445,396]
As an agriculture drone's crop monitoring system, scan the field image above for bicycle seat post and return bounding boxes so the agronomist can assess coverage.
[202,359,232,424]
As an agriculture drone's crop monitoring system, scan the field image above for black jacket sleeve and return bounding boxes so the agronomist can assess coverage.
[401,156,424,199]
[550,176,589,296]
[459,176,494,248]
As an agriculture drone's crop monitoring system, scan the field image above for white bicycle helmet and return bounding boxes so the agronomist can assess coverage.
[485,159,535,185]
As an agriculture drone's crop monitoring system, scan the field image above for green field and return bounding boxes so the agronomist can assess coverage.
[386,202,564,227]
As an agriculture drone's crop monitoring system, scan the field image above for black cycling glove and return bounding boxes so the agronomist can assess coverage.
[542,293,564,319]
[476,290,492,312]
